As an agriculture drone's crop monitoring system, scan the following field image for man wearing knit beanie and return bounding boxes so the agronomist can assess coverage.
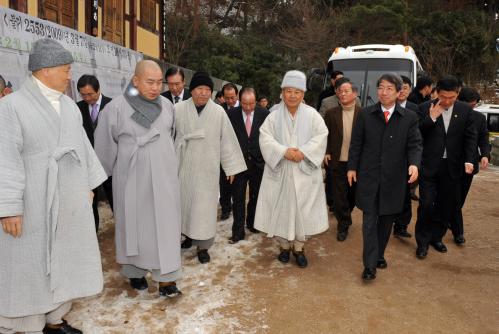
[0,38,107,334]
[254,70,329,268]
[175,71,247,264]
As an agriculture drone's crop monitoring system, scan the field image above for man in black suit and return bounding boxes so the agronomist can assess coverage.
[219,83,240,220]
[408,75,433,106]
[414,76,477,259]
[160,67,191,104]
[348,73,422,281]
[227,87,269,243]
[76,74,113,231]
[452,87,491,245]
[393,75,420,238]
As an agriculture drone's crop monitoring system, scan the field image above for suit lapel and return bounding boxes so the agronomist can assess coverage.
[249,110,261,139]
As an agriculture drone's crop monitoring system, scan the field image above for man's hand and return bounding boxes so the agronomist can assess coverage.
[293,150,305,162]
[284,148,298,161]
[89,191,94,203]
[227,175,235,184]
[429,100,444,121]
[464,163,474,174]
[481,157,489,169]
[1,216,23,238]
[347,170,357,186]
[324,154,331,166]
[408,165,418,184]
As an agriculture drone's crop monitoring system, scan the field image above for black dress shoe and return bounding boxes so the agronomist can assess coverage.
[430,241,448,253]
[181,237,192,249]
[454,235,466,245]
[220,212,231,220]
[362,268,376,281]
[247,226,260,233]
[43,319,82,334]
[277,248,290,263]
[130,277,148,290]
[416,245,428,259]
[229,234,245,244]
[159,282,182,298]
[376,258,388,269]
[292,250,308,268]
[394,229,412,238]
[337,229,348,241]
[197,249,211,263]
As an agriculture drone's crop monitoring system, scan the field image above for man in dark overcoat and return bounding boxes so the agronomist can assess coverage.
[348,73,422,281]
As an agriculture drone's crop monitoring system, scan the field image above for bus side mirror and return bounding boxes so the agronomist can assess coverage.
[307,68,325,91]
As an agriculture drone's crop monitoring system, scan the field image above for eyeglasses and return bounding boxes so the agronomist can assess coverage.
[79,92,98,98]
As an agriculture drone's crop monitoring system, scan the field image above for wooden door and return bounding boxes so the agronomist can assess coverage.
[103,0,124,45]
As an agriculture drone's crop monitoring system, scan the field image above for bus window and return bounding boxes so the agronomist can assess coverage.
[488,114,499,133]
[332,58,413,106]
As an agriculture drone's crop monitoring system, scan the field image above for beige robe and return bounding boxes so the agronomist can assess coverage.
[175,99,246,240]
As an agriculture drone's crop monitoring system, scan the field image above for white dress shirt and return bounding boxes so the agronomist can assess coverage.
[33,76,63,116]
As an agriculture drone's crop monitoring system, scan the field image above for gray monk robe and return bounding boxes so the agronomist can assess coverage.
[94,94,182,276]
[0,77,106,321]
[175,99,246,241]
[254,102,329,241]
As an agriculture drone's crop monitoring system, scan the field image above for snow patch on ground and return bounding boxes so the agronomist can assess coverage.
[65,210,269,333]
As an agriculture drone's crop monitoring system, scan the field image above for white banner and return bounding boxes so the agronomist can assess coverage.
[0,7,143,99]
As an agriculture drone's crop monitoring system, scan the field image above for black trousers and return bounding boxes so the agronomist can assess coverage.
[362,211,396,269]
[451,173,474,237]
[415,159,461,247]
[331,162,356,230]
[231,166,264,238]
[394,182,412,232]
[92,176,114,232]
[324,163,335,209]
[219,167,233,214]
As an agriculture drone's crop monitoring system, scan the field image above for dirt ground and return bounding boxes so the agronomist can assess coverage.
[66,167,499,334]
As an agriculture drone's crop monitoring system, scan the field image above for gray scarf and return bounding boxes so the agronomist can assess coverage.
[124,81,162,128]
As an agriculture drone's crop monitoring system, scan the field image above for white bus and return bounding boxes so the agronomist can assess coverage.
[319,44,424,106]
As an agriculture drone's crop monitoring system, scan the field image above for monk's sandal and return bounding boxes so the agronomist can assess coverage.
[159,282,181,298]
[277,248,291,263]
[292,249,308,268]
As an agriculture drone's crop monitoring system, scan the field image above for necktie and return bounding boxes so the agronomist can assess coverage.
[383,111,390,124]
[245,114,252,137]
[91,104,99,123]
[174,96,180,104]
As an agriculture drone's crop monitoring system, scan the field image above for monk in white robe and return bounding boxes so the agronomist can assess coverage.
[0,39,106,334]
[94,61,182,297]
[254,70,329,268]
[175,71,246,264]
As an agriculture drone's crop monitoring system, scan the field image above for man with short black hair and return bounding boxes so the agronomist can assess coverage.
[452,87,490,245]
[415,75,477,259]
[317,70,344,111]
[228,87,269,243]
[219,82,240,220]
[161,67,191,104]
[77,74,113,231]
[392,75,419,238]
[408,76,433,105]
[348,73,422,281]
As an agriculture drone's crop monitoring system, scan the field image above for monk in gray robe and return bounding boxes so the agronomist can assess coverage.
[175,72,246,264]
[254,70,329,268]
[0,39,107,334]
[94,60,182,297]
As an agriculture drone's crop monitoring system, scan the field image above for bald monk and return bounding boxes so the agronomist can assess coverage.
[94,60,182,297]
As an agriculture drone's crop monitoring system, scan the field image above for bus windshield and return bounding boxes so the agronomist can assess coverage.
[332,58,414,106]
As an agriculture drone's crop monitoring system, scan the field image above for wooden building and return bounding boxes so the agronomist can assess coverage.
[0,0,163,59]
